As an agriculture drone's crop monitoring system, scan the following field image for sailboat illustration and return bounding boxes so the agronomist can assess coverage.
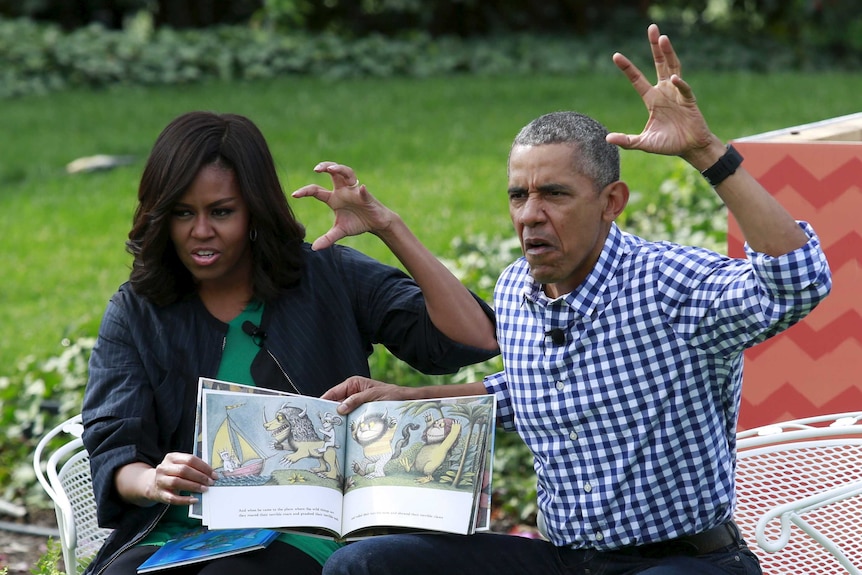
[212,403,266,478]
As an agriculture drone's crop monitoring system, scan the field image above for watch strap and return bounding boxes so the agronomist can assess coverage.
[701,144,743,187]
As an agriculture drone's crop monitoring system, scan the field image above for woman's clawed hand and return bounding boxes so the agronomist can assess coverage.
[292,161,396,251]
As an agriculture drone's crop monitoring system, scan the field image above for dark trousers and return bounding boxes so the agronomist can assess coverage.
[322,532,762,575]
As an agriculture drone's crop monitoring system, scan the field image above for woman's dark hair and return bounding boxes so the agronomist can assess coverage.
[127,111,306,306]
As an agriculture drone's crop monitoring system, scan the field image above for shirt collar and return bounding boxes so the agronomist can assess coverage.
[522,223,628,319]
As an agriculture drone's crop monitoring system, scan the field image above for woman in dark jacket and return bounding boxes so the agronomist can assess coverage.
[82,111,498,575]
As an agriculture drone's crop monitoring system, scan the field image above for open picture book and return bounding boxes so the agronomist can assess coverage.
[191,377,496,542]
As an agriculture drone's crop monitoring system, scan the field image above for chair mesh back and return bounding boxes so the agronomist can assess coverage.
[735,442,862,575]
[58,451,112,575]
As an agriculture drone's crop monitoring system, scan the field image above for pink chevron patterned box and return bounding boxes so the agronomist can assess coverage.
[730,112,862,430]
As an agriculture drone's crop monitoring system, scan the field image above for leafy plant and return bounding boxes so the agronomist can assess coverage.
[30,538,64,575]
[0,337,94,504]
[2,14,859,101]
[622,159,727,254]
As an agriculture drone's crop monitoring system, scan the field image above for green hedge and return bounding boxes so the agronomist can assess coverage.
[2,13,854,101]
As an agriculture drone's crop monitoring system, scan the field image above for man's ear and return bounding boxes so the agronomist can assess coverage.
[602,181,629,222]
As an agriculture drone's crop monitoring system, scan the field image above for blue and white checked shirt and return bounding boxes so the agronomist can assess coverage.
[484,222,831,550]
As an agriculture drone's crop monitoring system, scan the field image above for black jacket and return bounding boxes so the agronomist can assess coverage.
[82,243,496,574]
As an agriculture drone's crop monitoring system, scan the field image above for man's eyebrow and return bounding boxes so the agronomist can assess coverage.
[507,184,527,194]
[537,183,569,193]
[507,183,569,194]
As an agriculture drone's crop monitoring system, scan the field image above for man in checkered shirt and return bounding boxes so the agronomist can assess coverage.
[321,23,831,575]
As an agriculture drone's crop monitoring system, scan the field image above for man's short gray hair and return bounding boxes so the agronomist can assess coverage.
[511,111,620,191]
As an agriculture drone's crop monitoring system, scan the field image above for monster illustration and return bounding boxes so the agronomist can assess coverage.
[264,404,340,480]
[350,408,418,479]
[317,411,343,454]
[401,415,462,483]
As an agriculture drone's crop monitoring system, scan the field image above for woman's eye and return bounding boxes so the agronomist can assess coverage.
[172,209,192,218]
[213,208,233,217]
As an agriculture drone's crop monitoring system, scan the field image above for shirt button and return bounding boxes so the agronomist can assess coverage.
[595,532,604,541]
[569,430,578,441]
[584,483,592,493]
[556,381,565,391]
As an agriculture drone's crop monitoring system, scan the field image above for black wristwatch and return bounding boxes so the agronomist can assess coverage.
[701,144,743,187]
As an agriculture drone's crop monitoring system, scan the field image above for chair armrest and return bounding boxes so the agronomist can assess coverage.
[755,479,862,575]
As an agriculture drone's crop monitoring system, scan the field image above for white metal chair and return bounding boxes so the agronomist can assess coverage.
[33,414,112,575]
[735,412,862,575]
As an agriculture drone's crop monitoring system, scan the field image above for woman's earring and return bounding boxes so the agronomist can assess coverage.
[249,228,258,242]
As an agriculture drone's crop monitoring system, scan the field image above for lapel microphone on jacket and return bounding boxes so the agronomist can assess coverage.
[242,321,267,347]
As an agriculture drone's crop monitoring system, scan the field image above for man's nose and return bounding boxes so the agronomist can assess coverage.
[519,195,547,225]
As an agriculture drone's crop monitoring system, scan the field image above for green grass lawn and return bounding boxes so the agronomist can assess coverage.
[2,71,861,373]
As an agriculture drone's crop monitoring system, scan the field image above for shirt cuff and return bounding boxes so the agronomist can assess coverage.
[483,371,515,431]
[744,221,831,295]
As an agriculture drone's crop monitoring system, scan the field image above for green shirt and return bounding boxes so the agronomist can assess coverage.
[140,301,341,565]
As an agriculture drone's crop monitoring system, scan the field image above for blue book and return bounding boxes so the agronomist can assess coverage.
[136,528,279,573]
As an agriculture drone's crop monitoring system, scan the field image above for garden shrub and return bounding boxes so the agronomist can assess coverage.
[2,12,857,100]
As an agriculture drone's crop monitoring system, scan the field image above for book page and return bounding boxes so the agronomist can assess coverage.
[190,378,294,520]
[342,485,474,537]
[472,427,495,532]
[341,395,496,538]
[199,389,346,533]
[203,485,344,535]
